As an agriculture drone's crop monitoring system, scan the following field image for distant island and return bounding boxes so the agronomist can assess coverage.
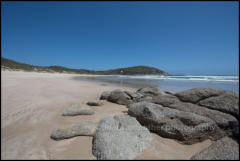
[1,57,170,76]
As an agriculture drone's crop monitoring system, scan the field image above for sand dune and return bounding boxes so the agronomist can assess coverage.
[1,71,212,159]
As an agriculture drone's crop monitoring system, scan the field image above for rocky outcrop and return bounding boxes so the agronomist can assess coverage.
[50,122,97,140]
[167,101,238,134]
[128,102,222,144]
[62,104,95,116]
[87,100,104,106]
[150,89,239,136]
[197,91,239,118]
[107,89,132,105]
[191,137,239,160]
[175,88,239,118]
[102,87,239,144]
[174,88,225,103]
[92,115,152,160]
[101,90,143,104]
[105,88,160,105]
[105,87,162,105]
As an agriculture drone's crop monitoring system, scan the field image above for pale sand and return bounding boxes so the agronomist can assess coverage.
[1,71,212,159]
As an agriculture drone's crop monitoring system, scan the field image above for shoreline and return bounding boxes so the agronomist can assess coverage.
[73,75,239,94]
[1,70,212,159]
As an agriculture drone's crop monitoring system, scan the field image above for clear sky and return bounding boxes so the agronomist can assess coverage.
[1,1,239,75]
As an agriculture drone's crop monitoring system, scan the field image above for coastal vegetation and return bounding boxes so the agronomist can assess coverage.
[1,57,170,75]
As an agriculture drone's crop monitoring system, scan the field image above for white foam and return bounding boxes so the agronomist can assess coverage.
[117,75,239,82]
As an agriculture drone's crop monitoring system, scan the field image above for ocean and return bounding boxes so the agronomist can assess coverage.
[74,75,239,93]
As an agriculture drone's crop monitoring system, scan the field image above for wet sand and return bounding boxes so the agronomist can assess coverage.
[1,71,212,159]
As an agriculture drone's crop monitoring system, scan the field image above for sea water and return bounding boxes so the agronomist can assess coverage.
[82,75,239,93]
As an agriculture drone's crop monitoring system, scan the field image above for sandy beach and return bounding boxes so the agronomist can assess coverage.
[1,71,212,159]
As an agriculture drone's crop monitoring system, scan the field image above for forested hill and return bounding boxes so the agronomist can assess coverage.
[1,57,171,76]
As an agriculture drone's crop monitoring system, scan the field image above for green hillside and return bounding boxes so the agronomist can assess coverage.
[1,57,171,75]
[99,66,169,75]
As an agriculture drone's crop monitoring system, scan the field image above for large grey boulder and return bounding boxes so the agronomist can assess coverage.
[62,104,95,116]
[99,91,111,100]
[128,101,222,144]
[151,88,239,136]
[167,101,238,135]
[92,115,152,160]
[107,89,132,105]
[191,137,239,160]
[50,122,97,140]
[198,91,239,118]
[87,100,104,106]
[175,88,225,103]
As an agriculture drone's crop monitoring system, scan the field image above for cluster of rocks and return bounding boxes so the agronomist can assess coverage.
[51,87,239,160]
[51,99,154,159]
[98,87,239,159]
[101,87,239,139]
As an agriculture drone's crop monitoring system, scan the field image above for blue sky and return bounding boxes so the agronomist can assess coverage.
[1,1,239,75]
